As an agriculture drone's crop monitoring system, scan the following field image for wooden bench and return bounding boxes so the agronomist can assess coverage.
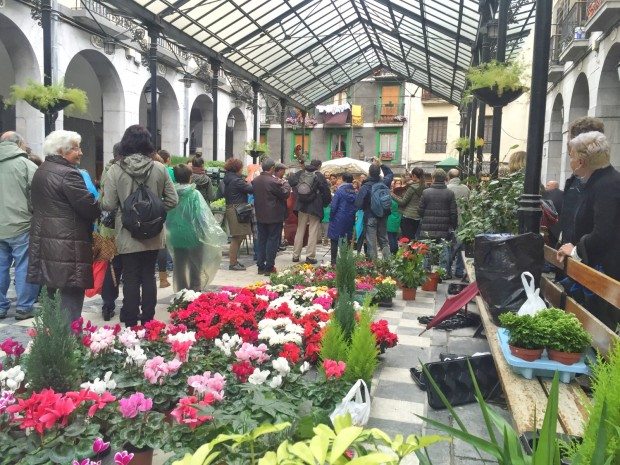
[464,247,620,437]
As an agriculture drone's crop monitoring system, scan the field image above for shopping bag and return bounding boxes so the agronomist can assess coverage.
[517,272,547,316]
[85,260,108,298]
[329,379,371,426]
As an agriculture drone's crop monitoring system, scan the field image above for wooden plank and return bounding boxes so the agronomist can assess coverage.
[539,379,589,437]
[544,245,564,270]
[565,299,619,358]
[540,276,563,308]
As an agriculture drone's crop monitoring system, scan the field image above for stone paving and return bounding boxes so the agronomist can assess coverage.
[2,241,511,464]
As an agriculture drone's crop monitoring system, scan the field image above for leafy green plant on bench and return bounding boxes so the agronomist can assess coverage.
[536,308,592,364]
[499,312,546,361]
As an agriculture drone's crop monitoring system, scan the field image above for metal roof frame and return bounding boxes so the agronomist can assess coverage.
[97,0,535,109]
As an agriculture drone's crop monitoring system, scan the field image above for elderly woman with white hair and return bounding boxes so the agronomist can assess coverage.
[557,131,620,329]
[27,130,101,325]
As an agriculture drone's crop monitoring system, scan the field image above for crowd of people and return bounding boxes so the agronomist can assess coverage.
[0,115,618,330]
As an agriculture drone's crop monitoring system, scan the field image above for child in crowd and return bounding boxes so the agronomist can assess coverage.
[166,164,227,291]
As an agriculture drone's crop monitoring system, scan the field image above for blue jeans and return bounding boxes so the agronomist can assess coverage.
[256,222,283,271]
[0,231,40,314]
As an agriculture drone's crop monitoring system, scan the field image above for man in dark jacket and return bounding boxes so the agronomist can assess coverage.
[253,158,291,274]
[289,159,331,264]
[28,130,101,325]
[418,169,458,271]
[354,159,394,260]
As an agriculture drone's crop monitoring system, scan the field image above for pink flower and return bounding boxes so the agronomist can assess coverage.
[234,342,270,364]
[0,338,25,358]
[171,340,193,362]
[92,437,109,454]
[187,372,226,401]
[114,451,134,465]
[323,359,346,379]
[143,356,182,384]
[170,395,213,429]
[118,392,153,418]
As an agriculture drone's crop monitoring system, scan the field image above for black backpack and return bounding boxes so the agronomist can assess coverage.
[120,165,167,240]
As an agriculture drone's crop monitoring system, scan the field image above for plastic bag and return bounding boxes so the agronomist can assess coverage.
[85,261,108,298]
[167,185,228,292]
[329,379,371,426]
[517,272,547,316]
[474,233,544,324]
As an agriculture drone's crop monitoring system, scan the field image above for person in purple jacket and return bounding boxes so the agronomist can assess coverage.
[327,173,357,265]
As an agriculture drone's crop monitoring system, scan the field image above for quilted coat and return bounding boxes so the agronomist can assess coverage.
[327,182,357,240]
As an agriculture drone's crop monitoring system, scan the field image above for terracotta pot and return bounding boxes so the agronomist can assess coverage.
[402,287,417,301]
[509,345,543,362]
[421,272,440,292]
[548,349,582,365]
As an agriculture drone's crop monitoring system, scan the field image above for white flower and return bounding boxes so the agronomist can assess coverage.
[80,371,116,394]
[176,289,202,302]
[167,331,196,343]
[269,375,283,388]
[214,333,242,356]
[118,328,140,348]
[0,366,25,392]
[125,345,147,367]
[89,327,116,354]
[272,357,290,376]
[248,368,270,385]
[300,361,310,373]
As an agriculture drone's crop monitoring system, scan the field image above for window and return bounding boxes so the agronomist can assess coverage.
[378,131,398,162]
[483,116,493,152]
[290,132,311,161]
[425,117,448,153]
[378,85,400,121]
[333,91,347,105]
[330,132,348,158]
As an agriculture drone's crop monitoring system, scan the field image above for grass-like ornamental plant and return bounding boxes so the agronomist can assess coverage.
[466,60,528,96]
[8,80,88,114]
[319,318,349,363]
[344,308,379,384]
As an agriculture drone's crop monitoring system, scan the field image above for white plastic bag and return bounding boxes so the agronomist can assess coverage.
[329,379,371,426]
[516,272,547,316]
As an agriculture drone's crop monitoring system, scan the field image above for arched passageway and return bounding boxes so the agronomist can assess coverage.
[64,49,125,179]
[0,13,42,152]
[596,44,620,169]
[139,77,180,153]
[224,107,247,160]
[546,94,564,183]
[189,94,213,156]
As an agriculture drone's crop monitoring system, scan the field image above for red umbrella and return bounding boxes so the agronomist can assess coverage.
[419,282,479,335]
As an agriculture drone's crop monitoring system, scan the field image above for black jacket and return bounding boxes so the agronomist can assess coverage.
[190,168,215,204]
[418,182,458,239]
[223,171,253,205]
[574,165,620,281]
[558,175,583,245]
[27,156,101,289]
[252,172,290,224]
[289,165,331,219]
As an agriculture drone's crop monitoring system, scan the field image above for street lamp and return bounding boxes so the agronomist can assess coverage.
[354,133,363,147]
[179,73,194,88]
[103,37,116,55]
[227,114,236,129]
[487,19,499,40]
[143,84,161,106]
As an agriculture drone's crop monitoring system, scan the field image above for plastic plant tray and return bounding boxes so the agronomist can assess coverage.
[497,328,592,383]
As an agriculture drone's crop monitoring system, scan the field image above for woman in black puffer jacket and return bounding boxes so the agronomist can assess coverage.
[27,130,101,324]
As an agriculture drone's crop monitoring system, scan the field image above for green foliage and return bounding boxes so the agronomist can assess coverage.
[345,310,379,384]
[570,342,620,464]
[333,289,356,342]
[24,289,80,393]
[8,80,88,113]
[457,170,524,244]
[454,137,470,151]
[320,319,349,363]
[246,140,270,155]
[499,313,545,350]
[393,242,427,289]
[419,364,564,465]
[335,240,356,297]
[466,60,528,95]
[536,308,592,353]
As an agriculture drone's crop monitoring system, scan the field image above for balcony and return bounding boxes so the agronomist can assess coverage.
[379,151,395,161]
[421,89,447,105]
[558,1,589,62]
[585,0,620,32]
[425,142,447,154]
[69,0,132,39]
[375,101,406,125]
[331,151,346,159]
[548,34,564,82]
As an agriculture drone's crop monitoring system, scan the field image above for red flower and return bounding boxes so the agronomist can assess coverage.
[398,237,410,244]
[323,359,346,379]
[237,327,259,343]
[231,361,254,382]
[144,320,166,341]
[170,395,213,429]
[279,343,301,364]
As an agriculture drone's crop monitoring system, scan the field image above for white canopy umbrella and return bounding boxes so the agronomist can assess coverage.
[320,158,371,177]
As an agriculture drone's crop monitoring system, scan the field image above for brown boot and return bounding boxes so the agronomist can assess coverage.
[159,271,171,288]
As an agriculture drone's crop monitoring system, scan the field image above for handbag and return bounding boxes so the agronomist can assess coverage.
[329,379,371,426]
[234,203,253,224]
[100,208,117,229]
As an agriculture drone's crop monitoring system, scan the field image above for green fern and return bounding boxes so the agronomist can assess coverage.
[333,289,356,342]
[8,79,88,113]
[335,240,356,297]
[345,311,378,384]
[24,289,80,393]
[319,319,349,363]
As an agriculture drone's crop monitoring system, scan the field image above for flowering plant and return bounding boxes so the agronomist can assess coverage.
[373,276,397,302]
[418,239,449,276]
[370,320,399,349]
[394,239,428,288]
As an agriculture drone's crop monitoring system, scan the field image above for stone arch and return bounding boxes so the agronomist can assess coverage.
[139,76,180,153]
[189,94,213,157]
[546,93,564,183]
[225,106,247,160]
[0,12,42,151]
[595,43,620,169]
[568,73,589,123]
[64,49,125,179]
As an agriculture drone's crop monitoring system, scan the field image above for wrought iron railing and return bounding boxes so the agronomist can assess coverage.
[425,142,447,153]
[375,101,405,123]
[550,33,562,64]
[558,1,588,51]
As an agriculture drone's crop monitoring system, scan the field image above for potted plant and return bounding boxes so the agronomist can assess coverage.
[419,239,448,292]
[454,137,470,152]
[373,276,397,307]
[498,312,545,362]
[8,80,88,115]
[394,239,428,300]
[475,137,485,149]
[466,60,528,107]
[537,308,592,365]
[244,140,269,164]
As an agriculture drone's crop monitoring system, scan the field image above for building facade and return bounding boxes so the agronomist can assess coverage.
[542,0,620,186]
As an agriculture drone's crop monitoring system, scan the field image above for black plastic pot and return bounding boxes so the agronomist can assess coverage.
[27,98,73,114]
[472,86,524,108]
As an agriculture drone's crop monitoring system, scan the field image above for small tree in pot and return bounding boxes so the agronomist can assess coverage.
[499,312,545,362]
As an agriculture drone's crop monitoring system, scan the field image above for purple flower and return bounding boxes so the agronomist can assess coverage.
[118,392,153,418]
[92,437,110,454]
[114,451,134,465]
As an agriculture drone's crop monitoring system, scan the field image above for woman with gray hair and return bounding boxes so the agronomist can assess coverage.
[27,130,101,325]
[557,131,620,329]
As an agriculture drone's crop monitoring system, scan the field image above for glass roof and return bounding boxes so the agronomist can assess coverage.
[100,0,536,108]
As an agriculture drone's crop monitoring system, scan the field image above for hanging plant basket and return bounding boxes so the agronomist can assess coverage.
[472,86,525,108]
[8,80,88,115]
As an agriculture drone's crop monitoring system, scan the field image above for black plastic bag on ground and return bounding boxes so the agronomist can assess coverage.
[474,233,544,324]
